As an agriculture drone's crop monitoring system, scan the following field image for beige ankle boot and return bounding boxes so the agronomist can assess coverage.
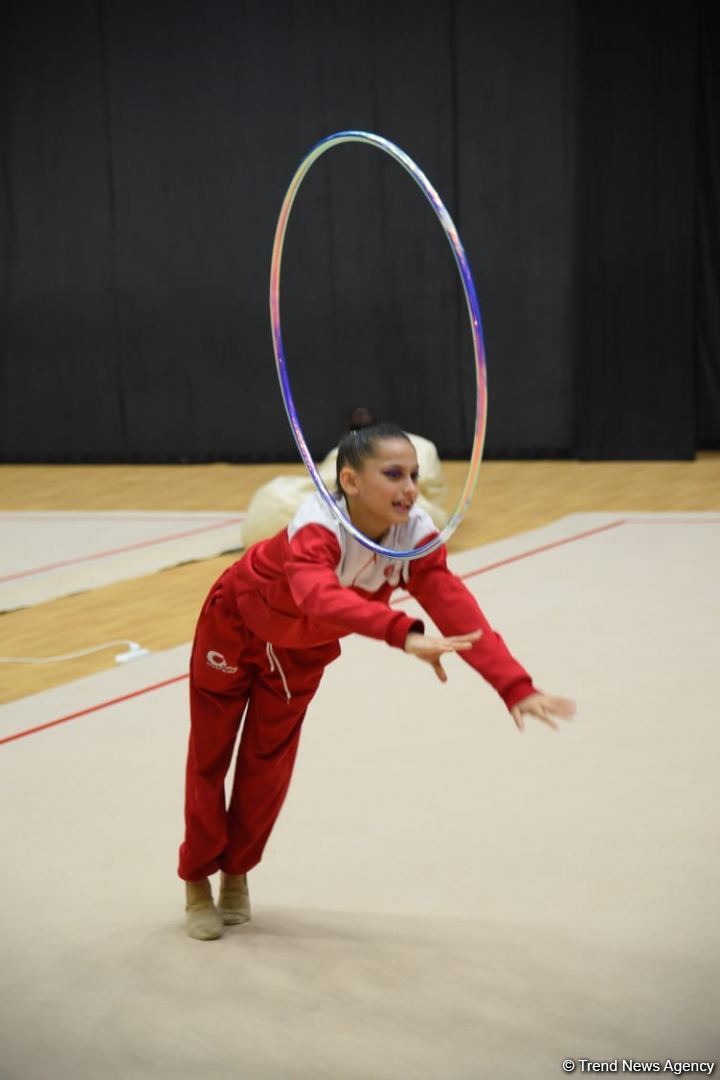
[185,879,223,940]
[218,872,251,925]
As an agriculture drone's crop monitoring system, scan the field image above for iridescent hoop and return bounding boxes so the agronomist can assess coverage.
[270,130,487,560]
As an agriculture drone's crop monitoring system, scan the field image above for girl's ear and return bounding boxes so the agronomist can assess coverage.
[338,465,359,497]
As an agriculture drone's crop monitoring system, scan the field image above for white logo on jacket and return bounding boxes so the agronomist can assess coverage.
[206,650,238,674]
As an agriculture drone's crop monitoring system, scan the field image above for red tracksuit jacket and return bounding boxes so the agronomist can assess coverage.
[218,494,536,710]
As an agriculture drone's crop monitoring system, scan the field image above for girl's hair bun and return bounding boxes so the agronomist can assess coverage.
[346,405,376,432]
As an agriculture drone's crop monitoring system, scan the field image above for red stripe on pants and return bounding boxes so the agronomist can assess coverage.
[177,581,335,881]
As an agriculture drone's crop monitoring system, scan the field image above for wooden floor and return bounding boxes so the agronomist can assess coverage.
[1,454,718,704]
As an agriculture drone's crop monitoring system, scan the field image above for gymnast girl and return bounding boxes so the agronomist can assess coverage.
[178,422,575,940]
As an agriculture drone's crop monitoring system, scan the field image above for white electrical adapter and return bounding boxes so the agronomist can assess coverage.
[114,642,151,664]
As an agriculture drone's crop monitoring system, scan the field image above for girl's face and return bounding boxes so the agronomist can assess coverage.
[339,437,420,540]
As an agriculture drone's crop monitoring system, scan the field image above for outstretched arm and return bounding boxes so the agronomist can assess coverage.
[407,537,576,726]
[406,539,536,707]
[285,525,423,647]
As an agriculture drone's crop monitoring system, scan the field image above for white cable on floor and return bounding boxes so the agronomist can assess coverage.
[0,641,151,665]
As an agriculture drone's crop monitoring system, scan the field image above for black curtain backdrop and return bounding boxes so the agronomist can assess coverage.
[574,1,697,459]
[695,1,720,449]
[0,0,716,462]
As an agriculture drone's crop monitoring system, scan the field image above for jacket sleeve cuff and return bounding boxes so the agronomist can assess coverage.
[386,616,424,649]
[501,679,539,710]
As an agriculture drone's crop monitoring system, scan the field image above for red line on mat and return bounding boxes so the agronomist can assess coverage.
[391,519,626,604]
[0,675,189,746]
[2,515,717,747]
[456,518,626,583]
[0,518,245,583]
[620,518,720,525]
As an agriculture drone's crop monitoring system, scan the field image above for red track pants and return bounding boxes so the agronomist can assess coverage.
[178,579,340,881]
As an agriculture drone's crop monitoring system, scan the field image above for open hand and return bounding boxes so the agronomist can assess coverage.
[404,630,482,683]
[510,692,576,733]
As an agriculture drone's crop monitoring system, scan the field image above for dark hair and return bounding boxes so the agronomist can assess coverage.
[336,421,412,495]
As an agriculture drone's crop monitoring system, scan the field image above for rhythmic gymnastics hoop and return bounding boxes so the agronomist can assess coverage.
[269,130,487,560]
